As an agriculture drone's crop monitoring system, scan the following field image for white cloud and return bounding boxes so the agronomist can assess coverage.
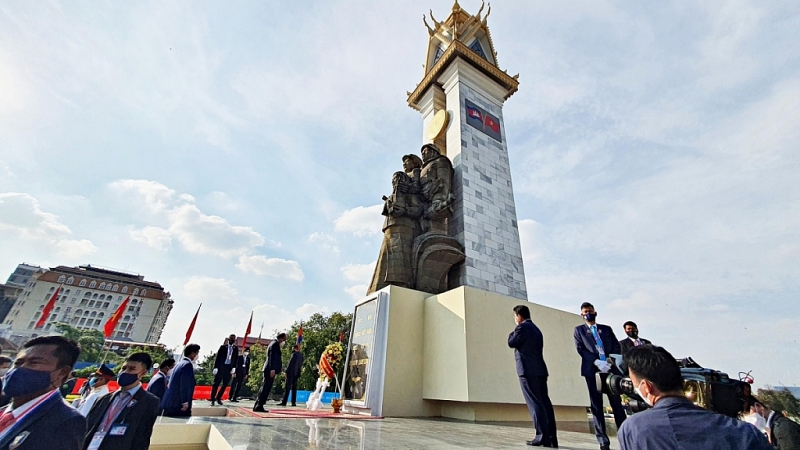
[129,226,172,251]
[344,284,368,301]
[308,232,339,255]
[108,179,177,213]
[168,204,264,258]
[236,254,304,281]
[0,192,96,257]
[295,303,328,317]
[340,262,375,283]
[182,276,239,304]
[334,205,383,237]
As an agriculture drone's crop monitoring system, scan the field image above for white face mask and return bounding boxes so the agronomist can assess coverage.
[743,411,766,430]
[634,379,653,407]
[0,368,8,377]
[280,341,286,348]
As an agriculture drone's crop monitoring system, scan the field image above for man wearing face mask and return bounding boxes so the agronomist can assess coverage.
[573,302,626,450]
[74,365,115,416]
[253,333,287,413]
[145,358,175,401]
[83,352,160,450]
[0,335,85,450]
[229,347,251,403]
[0,356,12,408]
[618,321,652,356]
[618,345,771,450]
[210,334,238,406]
[160,344,200,417]
[747,397,800,449]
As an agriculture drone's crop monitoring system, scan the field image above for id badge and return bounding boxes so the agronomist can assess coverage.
[87,432,106,450]
[109,424,128,436]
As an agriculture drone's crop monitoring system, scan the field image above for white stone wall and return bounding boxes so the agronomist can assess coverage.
[433,59,528,300]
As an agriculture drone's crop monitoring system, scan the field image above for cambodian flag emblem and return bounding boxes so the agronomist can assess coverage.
[467,107,483,121]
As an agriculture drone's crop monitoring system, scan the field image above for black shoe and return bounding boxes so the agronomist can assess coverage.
[277,402,287,406]
[600,445,610,450]
[210,400,216,406]
[253,406,267,413]
[217,400,224,406]
[291,403,297,407]
[526,440,554,448]
[230,399,239,403]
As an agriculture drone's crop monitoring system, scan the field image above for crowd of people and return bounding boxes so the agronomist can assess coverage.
[508,302,800,449]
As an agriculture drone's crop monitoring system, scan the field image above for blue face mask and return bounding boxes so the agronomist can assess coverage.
[117,372,140,388]
[88,377,98,387]
[583,313,597,322]
[3,366,56,398]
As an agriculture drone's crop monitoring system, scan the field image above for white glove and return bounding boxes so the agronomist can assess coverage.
[231,368,236,375]
[594,360,612,373]
[212,368,218,375]
[593,359,604,369]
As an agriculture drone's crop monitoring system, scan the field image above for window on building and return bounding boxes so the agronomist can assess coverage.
[98,282,106,290]
[124,315,130,321]
[89,281,96,288]
[89,301,95,307]
[79,279,87,287]
[55,307,61,312]
[66,307,72,313]
[132,299,138,305]
[127,306,135,312]
[92,294,98,299]
[75,309,83,315]
[70,298,76,304]
[80,299,88,306]
[43,294,50,301]
[60,296,66,303]
[94,319,102,326]
[28,321,35,329]
[66,277,74,285]
[121,286,128,294]
[141,289,147,296]
[48,286,55,293]
[83,311,90,316]
[84,292,91,298]
[64,289,70,296]
[99,294,105,301]
[90,312,97,318]
[98,312,104,318]
[79,318,86,325]
[112,284,119,292]
[57,275,66,283]
[103,302,109,308]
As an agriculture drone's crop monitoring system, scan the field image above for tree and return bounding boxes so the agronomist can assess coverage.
[194,351,218,386]
[281,312,352,392]
[245,342,267,393]
[54,323,113,364]
[757,387,800,418]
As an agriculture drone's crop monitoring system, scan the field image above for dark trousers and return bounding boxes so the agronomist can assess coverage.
[520,375,557,446]
[281,376,299,405]
[210,366,232,401]
[161,407,191,417]
[584,374,627,446]
[229,375,246,400]
[255,371,276,407]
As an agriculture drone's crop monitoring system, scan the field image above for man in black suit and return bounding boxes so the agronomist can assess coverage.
[83,352,159,450]
[253,333,287,413]
[618,321,652,356]
[229,347,251,402]
[279,344,303,407]
[210,334,239,406]
[573,302,627,450]
[750,397,800,449]
[508,305,557,448]
[145,357,175,401]
[161,344,200,417]
[0,336,85,450]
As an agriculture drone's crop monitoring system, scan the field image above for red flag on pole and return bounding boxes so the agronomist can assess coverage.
[103,295,130,338]
[339,331,344,343]
[242,311,253,346]
[35,284,62,329]
[184,304,202,345]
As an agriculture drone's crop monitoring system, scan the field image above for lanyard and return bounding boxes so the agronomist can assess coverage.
[0,390,60,441]
[589,325,606,361]
[99,391,133,433]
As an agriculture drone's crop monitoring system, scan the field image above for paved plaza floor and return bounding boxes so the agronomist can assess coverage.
[159,400,620,450]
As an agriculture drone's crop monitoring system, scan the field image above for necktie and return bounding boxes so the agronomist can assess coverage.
[590,325,606,361]
[100,392,131,433]
[634,339,641,346]
[0,413,15,434]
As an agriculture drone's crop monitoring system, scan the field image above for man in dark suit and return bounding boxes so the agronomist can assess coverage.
[161,344,200,417]
[618,321,652,356]
[145,357,175,401]
[253,333,287,413]
[279,344,304,407]
[573,302,627,450]
[508,305,557,448]
[83,352,159,450]
[229,347,251,402]
[0,335,85,450]
[750,397,800,449]
[210,334,238,406]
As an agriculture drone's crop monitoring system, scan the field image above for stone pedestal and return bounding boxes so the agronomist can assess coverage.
[343,285,589,421]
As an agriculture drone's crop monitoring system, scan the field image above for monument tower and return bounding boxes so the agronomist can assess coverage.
[346,2,585,422]
[409,0,527,300]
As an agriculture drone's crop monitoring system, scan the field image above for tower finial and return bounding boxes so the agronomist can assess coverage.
[452,0,461,13]
[423,14,434,36]
[429,9,441,28]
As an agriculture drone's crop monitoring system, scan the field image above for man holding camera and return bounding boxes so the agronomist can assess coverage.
[618,345,771,450]
[573,302,627,450]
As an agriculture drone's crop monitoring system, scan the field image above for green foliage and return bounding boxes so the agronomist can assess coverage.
[54,323,114,364]
[246,343,266,393]
[757,387,800,418]
[280,312,352,392]
[194,351,217,386]
[75,365,100,378]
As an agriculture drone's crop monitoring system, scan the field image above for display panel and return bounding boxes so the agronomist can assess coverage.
[344,298,378,403]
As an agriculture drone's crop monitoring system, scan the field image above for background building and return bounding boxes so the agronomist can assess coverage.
[1,264,173,345]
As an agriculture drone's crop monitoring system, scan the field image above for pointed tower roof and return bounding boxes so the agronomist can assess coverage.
[408,0,519,110]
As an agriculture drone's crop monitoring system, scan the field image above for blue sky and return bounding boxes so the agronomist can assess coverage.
[1,1,798,387]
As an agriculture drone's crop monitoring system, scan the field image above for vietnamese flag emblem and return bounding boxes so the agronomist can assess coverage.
[103,295,130,338]
[35,284,62,329]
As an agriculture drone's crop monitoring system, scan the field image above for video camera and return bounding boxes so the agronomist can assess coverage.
[598,356,751,418]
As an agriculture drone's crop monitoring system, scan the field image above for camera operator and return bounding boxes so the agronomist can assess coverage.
[618,345,771,450]
[749,397,800,449]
